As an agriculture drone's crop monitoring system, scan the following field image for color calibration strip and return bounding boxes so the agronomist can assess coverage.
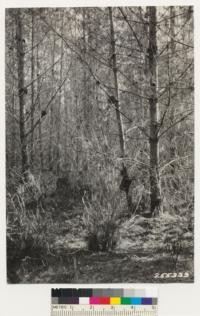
[51,288,158,305]
[51,289,158,316]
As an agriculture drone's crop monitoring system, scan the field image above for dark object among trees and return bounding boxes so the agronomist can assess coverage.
[56,177,70,193]
[120,167,132,193]
[41,110,47,118]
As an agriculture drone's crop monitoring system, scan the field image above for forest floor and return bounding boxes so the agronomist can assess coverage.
[7,192,194,284]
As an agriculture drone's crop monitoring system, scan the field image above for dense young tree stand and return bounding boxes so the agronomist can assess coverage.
[6,7,194,283]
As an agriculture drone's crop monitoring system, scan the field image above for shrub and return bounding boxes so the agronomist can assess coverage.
[15,171,43,209]
[82,174,123,252]
[7,191,54,259]
[6,172,56,276]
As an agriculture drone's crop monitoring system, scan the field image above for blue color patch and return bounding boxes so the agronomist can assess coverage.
[131,297,142,305]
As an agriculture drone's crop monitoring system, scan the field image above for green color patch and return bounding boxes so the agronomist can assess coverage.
[121,297,132,305]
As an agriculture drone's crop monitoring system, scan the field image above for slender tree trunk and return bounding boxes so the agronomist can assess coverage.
[82,9,93,172]
[30,11,35,168]
[169,6,176,172]
[11,22,16,168]
[74,13,80,169]
[11,76,16,168]
[86,11,94,136]
[64,80,68,170]
[56,13,64,174]
[109,8,125,157]
[148,6,161,215]
[36,43,44,170]
[49,32,56,169]
[15,10,29,178]
[108,7,132,212]
[82,8,88,136]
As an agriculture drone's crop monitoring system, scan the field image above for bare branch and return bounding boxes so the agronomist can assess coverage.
[160,155,192,174]
[159,111,193,138]
[25,63,71,138]
[118,7,144,53]
[24,54,64,90]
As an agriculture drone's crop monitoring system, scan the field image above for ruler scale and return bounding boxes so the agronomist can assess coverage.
[51,306,158,316]
[51,288,158,316]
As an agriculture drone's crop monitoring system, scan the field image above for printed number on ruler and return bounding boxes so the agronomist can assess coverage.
[51,304,158,316]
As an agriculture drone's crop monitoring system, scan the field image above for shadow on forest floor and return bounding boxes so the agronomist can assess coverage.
[8,249,193,283]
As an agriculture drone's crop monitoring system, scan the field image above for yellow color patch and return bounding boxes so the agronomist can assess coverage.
[110,297,121,305]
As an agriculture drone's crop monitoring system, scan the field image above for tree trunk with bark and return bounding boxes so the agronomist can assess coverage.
[15,10,29,178]
[36,43,44,170]
[30,11,35,167]
[108,7,132,212]
[11,22,16,168]
[82,8,88,136]
[56,13,64,175]
[148,6,161,215]
[169,6,176,172]
[49,32,56,169]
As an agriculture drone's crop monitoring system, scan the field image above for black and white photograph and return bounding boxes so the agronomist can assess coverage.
[6,6,194,284]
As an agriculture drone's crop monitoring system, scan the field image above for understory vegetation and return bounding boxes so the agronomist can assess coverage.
[7,168,193,283]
